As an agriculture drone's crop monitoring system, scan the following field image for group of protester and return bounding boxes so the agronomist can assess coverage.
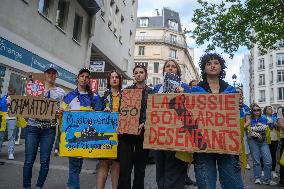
[240,95,284,187]
[1,52,284,189]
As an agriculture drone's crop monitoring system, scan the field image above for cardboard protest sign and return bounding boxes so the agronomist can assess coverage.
[118,89,142,135]
[8,95,57,119]
[143,93,241,155]
[26,73,45,96]
[60,111,119,158]
[163,73,181,93]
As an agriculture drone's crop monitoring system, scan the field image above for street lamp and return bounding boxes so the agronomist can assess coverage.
[232,74,237,87]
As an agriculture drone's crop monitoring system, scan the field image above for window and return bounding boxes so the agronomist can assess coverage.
[73,13,83,42]
[259,90,265,102]
[170,34,177,43]
[154,62,159,73]
[140,18,148,27]
[169,49,177,59]
[270,71,273,84]
[258,58,265,70]
[139,32,146,40]
[278,70,284,82]
[270,55,273,67]
[259,74,265,86]
[168,20,178,31]
[56,0,69,29]
[135,62,148,69]
[271,88,274,101]
[38,0,50,16]
[138,46,145,55]
[277,53,284,65]
[153,77,161,85]
[279,87,284,100]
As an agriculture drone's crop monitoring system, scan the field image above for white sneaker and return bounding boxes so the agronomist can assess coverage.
[246,164,250,170]
[263,180,277,186]
[255,178,262,184]
[8,154,14,160]
[272,171,278,178]
[261,171,264,176]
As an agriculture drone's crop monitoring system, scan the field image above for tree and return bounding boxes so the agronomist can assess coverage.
[192,0,284,57]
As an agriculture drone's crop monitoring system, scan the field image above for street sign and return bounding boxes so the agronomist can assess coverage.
[90,60,105,72]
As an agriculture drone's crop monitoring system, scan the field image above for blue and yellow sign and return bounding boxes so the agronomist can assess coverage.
[60,111,118,158]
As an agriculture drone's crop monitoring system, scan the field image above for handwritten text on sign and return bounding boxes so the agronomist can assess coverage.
[118,89,142,135]
[9,95,57,119]
[143,93,241,155]
[60,111,118,158]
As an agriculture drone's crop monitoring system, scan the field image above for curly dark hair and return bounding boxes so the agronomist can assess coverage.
[199,53,227,81]
[106,70,123,90]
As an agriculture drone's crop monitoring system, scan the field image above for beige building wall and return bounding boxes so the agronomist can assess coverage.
[134,28,198,86]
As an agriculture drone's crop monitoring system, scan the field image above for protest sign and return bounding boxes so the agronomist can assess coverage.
[8,95,57,119]
[143,93,241,155]
[163,72,181,93]
[26,73,45,96]
[60,111,119,158]
[118,89,142,135]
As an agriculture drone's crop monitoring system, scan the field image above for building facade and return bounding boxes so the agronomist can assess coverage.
[239,53,251,106]
[90,0,138,92]
[248,46,284,109]
[134,8,198,86]
[0,0,138,95]
[0,0,102,95]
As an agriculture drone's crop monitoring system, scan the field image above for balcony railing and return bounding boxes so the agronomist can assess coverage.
[135,36,187,48]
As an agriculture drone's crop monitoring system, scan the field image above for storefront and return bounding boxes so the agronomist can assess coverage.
[0,36,77,96]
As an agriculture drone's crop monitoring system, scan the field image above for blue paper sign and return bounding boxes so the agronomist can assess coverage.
[60,111,119,158]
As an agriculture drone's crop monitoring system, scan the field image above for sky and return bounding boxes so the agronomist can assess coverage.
[137,0,249,84]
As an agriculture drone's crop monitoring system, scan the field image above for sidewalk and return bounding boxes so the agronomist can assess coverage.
[0,141,280,189]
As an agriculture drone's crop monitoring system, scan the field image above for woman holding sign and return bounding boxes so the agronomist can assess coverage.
[61,68,103,189]
[153,59,191,189]
[117,65,153,189]
[191,53,244,189]
[96,70,122,189]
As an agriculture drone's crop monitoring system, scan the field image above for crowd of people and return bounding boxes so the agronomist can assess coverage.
[0,52,284,189]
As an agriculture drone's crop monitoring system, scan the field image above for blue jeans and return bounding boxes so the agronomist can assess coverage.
[248,138,272,182]
[0,119,17,154]
[67,157,84,189]
[194,153,244,189]
[23,126,55,188]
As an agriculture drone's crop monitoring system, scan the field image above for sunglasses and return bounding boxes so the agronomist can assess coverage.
[253,109,261,112]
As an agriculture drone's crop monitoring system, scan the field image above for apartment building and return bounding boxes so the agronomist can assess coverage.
[248,46,284,109]
[134,8,199,86]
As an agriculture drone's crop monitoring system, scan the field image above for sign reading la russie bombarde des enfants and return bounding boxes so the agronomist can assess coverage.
[118,89,142,135]
[60,111,119,158]
[143,93,241,155]
[8,95,57,119]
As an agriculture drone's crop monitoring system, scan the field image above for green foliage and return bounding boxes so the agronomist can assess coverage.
[192,0,284,57]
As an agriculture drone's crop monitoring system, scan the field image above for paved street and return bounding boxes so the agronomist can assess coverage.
[0,141,280,189]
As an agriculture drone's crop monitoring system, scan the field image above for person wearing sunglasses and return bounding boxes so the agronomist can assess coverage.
[245,103,276,185]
